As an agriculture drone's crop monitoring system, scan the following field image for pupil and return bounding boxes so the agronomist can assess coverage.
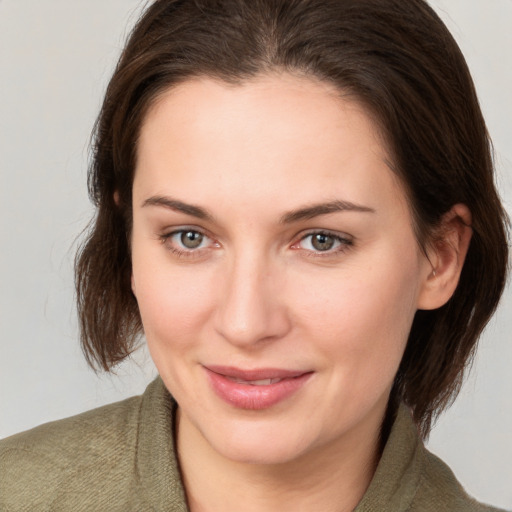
[312,234,334,251]
[181,231,203,249]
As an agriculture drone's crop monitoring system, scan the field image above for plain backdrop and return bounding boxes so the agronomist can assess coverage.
[0,0,511,508]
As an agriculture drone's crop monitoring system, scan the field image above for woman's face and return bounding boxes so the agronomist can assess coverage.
[131,74,433,464]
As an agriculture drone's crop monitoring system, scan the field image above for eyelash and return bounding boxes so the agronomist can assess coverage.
[158,229,353,259]
[292,230,354,258]
[159,228,217,259]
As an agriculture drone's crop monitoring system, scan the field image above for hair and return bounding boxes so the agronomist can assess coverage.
[76,0,509,436]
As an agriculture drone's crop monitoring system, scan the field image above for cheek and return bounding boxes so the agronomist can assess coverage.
[289,256,420,371]
[132,252,217,353]
[134,267,218,393]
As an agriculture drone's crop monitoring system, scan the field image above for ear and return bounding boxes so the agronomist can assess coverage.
[417,204,472,311]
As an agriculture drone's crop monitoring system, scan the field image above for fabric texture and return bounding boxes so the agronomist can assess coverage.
[0,376,505,511]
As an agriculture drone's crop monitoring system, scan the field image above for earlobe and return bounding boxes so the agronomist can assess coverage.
[417,204,472,311]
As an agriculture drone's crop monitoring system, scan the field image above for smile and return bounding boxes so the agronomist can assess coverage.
[227,377,283,385]
[204,366,313,410]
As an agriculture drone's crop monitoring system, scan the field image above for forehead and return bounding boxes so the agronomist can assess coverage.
[138,73,386,161]
[134,73,406,218]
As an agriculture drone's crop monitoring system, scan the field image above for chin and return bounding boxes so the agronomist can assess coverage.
[199,416,319,466]
[215,437,308,466]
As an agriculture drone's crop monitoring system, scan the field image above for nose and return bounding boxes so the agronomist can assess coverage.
[214,251,291,348]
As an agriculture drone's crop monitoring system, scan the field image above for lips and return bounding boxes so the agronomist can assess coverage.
[227,377,283,385]
[204,365,313,410]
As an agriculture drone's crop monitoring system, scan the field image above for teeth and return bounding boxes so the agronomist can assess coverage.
[230,377,282,385]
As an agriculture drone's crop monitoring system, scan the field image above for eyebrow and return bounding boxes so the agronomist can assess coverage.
[280,200,375,224]
[142,195,375,224]
[142,195,215,221]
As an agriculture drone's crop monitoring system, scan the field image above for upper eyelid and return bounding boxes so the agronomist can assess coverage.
[161,229,352,241]
[160,228,217,257]
[161,225,212,239]
[297,229,353,242]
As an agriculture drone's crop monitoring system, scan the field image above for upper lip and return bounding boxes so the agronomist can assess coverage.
[204,365,311,380]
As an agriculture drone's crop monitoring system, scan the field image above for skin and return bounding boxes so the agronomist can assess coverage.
[130,73,471,512]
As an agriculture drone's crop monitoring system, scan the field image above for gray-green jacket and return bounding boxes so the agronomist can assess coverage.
[0,377,506,511]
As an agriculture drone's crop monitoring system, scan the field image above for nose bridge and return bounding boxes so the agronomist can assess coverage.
[214,246,289,347]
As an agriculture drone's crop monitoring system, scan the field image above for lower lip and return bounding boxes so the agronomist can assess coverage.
[205,368,313,410]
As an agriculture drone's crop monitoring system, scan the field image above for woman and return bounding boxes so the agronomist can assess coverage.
[0,0,509,510]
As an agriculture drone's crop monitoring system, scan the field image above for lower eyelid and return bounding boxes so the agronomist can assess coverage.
[159,229,220,257]
[299,240,353,259]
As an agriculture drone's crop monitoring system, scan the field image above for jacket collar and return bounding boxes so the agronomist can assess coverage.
[136,377,423,511]
[354,404,424,511]
[136,376,188,511]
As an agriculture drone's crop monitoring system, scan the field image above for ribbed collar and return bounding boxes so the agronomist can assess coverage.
[135,377,423,511]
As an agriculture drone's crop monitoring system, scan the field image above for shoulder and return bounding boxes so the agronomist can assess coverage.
[0,393,143,511]
[359,404,508,512]
[413,448,508,512]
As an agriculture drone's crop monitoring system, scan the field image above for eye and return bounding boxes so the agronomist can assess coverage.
[176,230,205,249]
[307,233,337,251]
[293,231,353,254]
[160,228,218,257]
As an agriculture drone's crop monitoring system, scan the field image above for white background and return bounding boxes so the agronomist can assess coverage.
[0,1,510,508]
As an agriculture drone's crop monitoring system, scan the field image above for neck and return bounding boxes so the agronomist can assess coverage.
[176,406,385,512]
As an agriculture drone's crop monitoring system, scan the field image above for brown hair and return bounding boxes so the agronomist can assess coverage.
[76,0,509,435]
